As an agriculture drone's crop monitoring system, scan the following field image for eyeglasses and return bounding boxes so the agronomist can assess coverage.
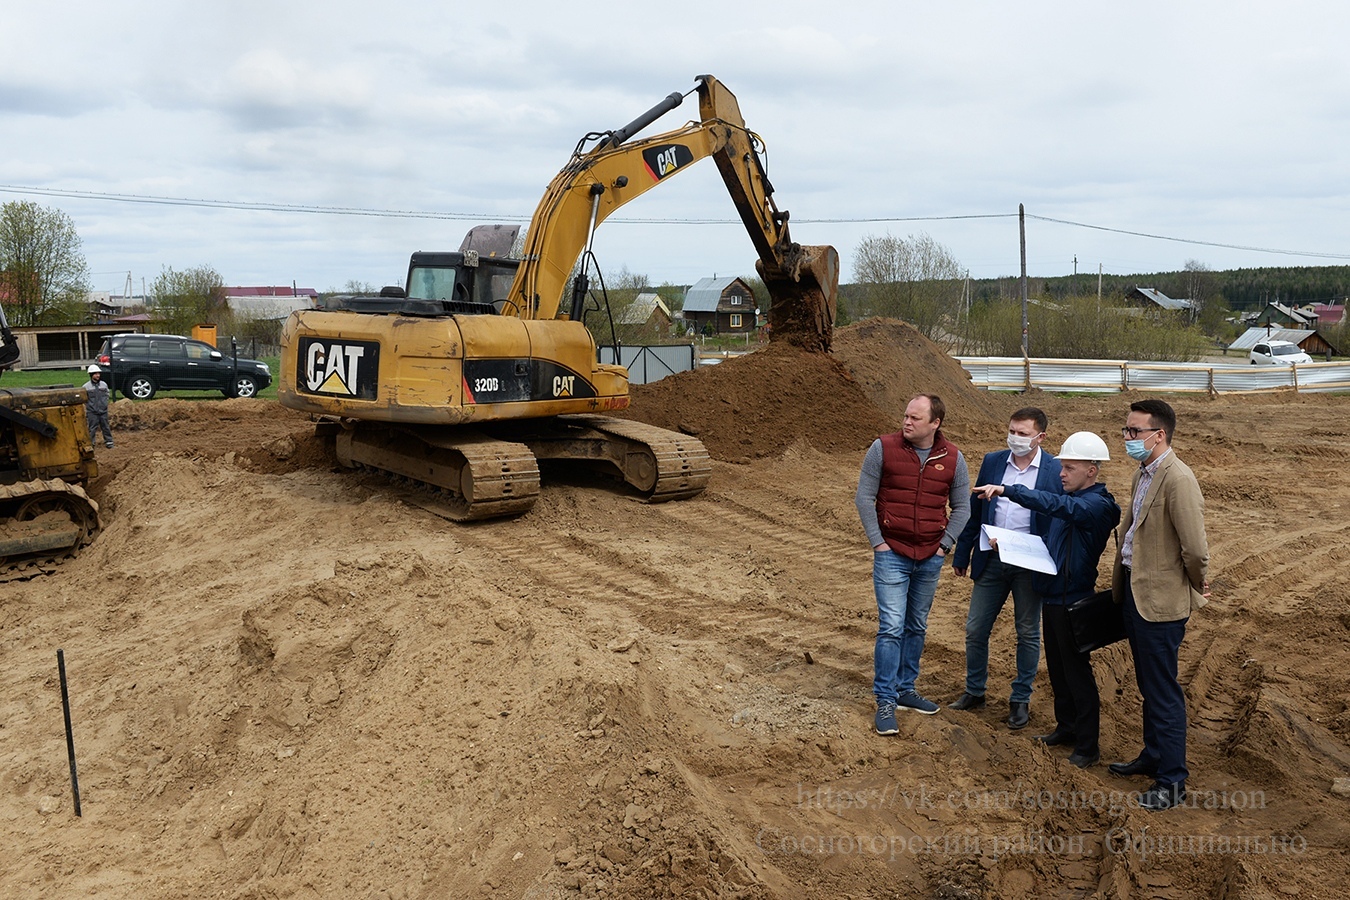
[1121,427,1162,439]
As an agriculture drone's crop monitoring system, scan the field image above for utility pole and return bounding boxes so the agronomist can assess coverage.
[1098,264,1103,307]
[1019,204,1029,358]
[1073,254,1078,296]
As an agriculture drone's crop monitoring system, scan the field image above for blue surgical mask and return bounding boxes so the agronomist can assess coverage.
[1124,439,1150,461]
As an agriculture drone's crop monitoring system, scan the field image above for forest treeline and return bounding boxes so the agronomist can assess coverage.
[969,265,1350,310]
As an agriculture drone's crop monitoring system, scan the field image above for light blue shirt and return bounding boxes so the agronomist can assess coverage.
[993,448,1041,533]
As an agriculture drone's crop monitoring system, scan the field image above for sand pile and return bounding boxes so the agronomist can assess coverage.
[623,319,999,461]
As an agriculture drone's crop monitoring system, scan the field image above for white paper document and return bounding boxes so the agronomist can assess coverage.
[979,525,1058,575]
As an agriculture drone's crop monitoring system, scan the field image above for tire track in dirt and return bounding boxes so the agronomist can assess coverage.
[1209,520,1350,614]
[445,495,877,689]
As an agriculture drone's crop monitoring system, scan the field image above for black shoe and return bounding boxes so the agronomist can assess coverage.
[1007,701,1030,730]
[1034,728,1075,746]
[1138,781,1186,811]
[1108,754,1160,778]
[1067,751,1100,769]
[948,692,986,711]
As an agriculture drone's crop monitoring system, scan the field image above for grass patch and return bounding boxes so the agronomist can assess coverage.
[2,358,282,401]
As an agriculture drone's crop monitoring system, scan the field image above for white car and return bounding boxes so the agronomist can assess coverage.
[1250,339,1312,365]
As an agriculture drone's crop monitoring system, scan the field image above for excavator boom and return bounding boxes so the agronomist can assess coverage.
[508,75,838,350]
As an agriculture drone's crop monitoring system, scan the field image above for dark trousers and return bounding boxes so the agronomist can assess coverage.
[87,411,112,446]
[1042,604,1099,756]
[1122,578,1189,786]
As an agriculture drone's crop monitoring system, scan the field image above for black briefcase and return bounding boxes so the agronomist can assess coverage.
[1067,589,1127,654]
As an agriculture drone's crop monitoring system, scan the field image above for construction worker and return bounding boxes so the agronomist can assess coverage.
[83,364,114,449]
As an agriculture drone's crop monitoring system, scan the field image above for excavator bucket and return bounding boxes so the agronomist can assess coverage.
[759,244,839,354]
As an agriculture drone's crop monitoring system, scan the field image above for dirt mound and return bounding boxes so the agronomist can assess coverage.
[622,320,1002,463]
[831,318,1004,440]
[621,340,896,461]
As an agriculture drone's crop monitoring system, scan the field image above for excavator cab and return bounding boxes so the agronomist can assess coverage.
[404,252,521,316]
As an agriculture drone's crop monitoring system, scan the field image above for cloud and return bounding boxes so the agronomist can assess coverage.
[214,49,376,132]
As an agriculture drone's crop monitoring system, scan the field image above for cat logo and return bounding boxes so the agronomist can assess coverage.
[299,338,380,399]
[642,143,694,181]
[654,147,679,176]
[553,374,575,397]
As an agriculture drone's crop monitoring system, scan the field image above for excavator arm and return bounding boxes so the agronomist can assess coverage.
[507,74,838,351]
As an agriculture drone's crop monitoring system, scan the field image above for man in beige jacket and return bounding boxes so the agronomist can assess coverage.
[1109,399,1209,811]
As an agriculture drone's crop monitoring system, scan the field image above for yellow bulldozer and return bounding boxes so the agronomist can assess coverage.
[0,312,102,578]
[279,74,838,520]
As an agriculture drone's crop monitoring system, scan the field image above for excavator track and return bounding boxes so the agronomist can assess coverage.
[0,479,102,581]
[540,415,711,503]
[333,423,541,522]
[322,415,709,522]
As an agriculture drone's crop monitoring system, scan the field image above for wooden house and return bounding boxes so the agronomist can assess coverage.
[682,277,756,335]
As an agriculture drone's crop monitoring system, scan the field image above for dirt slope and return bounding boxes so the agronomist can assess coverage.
[2,326,1347,899]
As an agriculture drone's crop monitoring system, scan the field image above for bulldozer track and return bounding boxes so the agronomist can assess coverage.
[0,479,102,581]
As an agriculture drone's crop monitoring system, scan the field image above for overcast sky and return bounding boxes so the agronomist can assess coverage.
[5,1,1350,296]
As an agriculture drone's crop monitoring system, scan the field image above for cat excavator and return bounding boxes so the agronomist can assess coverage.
[278,74,838,520]
[0,308,102,578]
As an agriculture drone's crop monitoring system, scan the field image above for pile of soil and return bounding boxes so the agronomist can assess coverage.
[620,339,896,461]
[623,319,1000,462]
[830,319,1006,440]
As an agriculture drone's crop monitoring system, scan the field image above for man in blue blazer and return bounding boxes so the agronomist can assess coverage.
[950,408,1063,729]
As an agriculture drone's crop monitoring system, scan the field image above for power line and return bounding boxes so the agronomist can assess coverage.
[1026,213,1350,261]
[4,182,1349,261]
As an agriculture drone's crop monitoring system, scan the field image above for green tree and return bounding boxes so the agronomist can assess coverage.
[151,264,226,334]
[0,201,91,326]
[850,232,963,339]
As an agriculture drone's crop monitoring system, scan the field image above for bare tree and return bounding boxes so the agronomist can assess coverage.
[850,233,963,338]
[0,201,91,326]
[1182,259,1215,318]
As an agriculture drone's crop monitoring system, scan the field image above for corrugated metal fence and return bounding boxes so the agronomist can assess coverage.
[957,357,1350,394]
[598,344,696,384]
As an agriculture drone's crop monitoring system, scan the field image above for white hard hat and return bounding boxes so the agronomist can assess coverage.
[1057,431,1110,462]
[87,364,102,374]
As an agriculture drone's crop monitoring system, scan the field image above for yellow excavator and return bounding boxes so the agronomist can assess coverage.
[278,74,838,520]
[0,309,102,577]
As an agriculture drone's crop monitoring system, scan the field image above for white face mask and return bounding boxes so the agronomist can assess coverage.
[1007,433,1037,457]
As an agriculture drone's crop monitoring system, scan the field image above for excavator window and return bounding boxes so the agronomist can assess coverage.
[407,266,461,302]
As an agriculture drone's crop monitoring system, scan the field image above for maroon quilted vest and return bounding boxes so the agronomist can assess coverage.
[876,429,959,559]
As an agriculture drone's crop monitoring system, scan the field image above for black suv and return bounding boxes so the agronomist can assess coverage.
[96,333,273,400]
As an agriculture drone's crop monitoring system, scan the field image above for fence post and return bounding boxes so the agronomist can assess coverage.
[1208,367,1216,396]
[1292,364,1300,393]
[1024,357,1031,391]
[1122,362,1129,391]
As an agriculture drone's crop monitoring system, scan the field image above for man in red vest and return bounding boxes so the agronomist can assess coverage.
[856,394,971,734]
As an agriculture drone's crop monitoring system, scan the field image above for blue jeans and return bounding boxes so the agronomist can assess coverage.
[963,556,1042,703]
[873,549,945,703]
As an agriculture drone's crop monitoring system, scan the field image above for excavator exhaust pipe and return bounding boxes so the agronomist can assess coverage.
[760,244,839,354]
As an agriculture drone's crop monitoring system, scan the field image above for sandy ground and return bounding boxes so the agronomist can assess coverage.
[2,320,1348,899]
